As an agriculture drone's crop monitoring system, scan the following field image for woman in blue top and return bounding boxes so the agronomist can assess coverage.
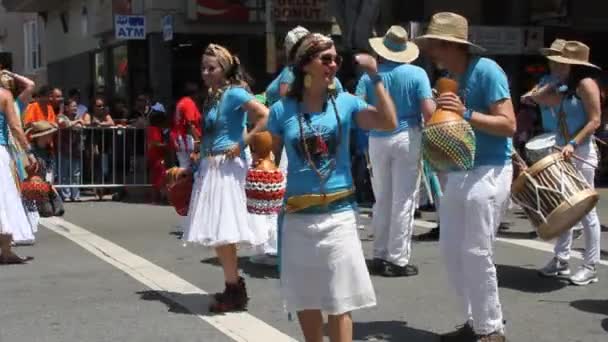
[179,43,269,313]
[0,85,38,264]
[268,33,397,342]
[416,13,516,341]
[531,41,602,286]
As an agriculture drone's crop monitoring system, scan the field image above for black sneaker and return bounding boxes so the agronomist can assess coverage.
[415,227,440,241]
[366,258,386,275]
[380,262,419,277]
[441,323,475,342]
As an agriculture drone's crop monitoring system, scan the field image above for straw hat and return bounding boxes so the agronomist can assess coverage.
[284,26,310,57]
[540,39,566,56]
[25,120,58,139]
[368,26,419,64]
[414,12,485,53]
[547,41,600,69]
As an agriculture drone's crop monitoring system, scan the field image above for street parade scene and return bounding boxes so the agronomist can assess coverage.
[0,1,607,341]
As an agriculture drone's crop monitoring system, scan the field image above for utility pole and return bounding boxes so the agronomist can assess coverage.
[266,0,276,74]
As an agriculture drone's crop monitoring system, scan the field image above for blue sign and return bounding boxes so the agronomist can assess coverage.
[115,15,146,40]
[162,15,173,42]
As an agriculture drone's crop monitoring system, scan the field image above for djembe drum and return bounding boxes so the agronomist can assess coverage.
[422,78,476,172]
[511,152,599,240]
[165,167,193,216]
[245,132,285,215]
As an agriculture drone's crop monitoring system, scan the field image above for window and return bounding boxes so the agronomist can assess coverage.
[23,19,42,72]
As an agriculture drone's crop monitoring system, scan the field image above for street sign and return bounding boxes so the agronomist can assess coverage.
[162,15,173,42]
[115,15,146,40]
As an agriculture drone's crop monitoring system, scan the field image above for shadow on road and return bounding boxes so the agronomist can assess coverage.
[498,230,538,239]
[349,321,438,342]
[570,299,608,333]
[137,290,214,316]
[201,257,279,279]
[497,264,568,293]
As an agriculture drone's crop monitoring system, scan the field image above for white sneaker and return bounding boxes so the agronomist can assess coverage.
[538,257,570,277]
[570,265,599,286]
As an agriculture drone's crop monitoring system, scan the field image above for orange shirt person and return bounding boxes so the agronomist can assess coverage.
[24,86,57,125]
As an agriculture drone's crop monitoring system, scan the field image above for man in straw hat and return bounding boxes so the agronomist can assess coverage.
[356,25,435,277]
[415,12,516,342]
[529,40,602,287]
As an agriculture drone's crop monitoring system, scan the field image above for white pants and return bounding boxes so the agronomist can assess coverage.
[370,129,421,266]
[554,141,601,265]
[440,165,513,335]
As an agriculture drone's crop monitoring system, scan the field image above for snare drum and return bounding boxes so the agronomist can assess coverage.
[511,152,599,240]
[525,133,556,164]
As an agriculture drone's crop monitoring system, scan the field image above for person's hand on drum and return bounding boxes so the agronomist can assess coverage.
[562,143,575,160]
[436,92,466,117]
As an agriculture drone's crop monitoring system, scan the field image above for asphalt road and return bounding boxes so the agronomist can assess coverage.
[1,191,607,342]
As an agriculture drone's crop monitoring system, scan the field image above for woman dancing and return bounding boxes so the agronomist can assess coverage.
[180,43,269,312]
[267,33,396,342]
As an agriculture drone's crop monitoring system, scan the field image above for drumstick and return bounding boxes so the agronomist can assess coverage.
[511,150,528,170]
[593,136,608,146]
[551,145,598,169]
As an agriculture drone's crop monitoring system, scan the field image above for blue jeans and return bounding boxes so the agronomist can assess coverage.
[60,158,81,200]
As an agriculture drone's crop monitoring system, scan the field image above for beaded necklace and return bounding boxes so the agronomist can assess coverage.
[296,95,341,195]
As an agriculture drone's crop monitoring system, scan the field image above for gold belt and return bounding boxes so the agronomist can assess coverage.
[285,189,354,214]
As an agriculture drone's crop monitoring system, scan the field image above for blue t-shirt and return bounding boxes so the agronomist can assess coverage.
[356,62,432,137]
[457,57,513,167]
[265,66,344,106]
[557,94,590,145]
[538,75,559,133]
[201,87,254,153]
[268,92,369,211]
[0,110,7,146]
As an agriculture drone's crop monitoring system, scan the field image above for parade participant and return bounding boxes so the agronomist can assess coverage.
[147,111,170,204]
[0,86,38,264]
[24,85,56,125]
[179,43,269,313]
[530,41,602,285]
[416,12,516,341]
[356,25,434,277]
[0,71,39,245]
[171,82,202,169]
[268,32,396,342]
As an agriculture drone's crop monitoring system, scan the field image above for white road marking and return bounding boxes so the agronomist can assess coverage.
[497,237,608,267]
[41,217,297,342]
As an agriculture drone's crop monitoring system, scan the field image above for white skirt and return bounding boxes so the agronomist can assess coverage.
[281,210,376,315]
[249,213,278,255]
[0,146,31,237]
[183,155,267,247]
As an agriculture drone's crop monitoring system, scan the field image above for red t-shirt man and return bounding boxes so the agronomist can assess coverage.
[171,96,201,168]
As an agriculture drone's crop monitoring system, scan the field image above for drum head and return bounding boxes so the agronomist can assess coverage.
[526,133,556,151]
[538,189,599,240]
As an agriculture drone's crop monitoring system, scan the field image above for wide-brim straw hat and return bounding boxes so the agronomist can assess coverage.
[25,120,58,139]
[369,25,419,64]
[540,39,566,56]
[546,41,600,69]
[414,12,485,53]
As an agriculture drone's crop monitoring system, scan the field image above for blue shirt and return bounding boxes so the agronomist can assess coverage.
[538,75,559,133]
[356,62,432,137]
[201,87,254,153]
[457,57,513,166]
[265,66,345,106]
[0,110,7,146]
[268,92,369,211]
[557,94,590,146]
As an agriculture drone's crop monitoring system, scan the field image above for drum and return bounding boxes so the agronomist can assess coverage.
[245,168,285,215]
[511,153,599,240]
[21,176,52,202]
[525,133,556,164]
[165,167,193,216]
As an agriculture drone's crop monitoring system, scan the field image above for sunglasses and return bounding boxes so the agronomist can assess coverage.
[319,53,343,67]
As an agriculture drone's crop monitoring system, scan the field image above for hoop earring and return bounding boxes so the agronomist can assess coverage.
[304,74,312,89]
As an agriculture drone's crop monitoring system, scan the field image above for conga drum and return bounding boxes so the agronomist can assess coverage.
[511,152,599,240]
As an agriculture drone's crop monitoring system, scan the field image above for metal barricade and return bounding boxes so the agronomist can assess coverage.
[54,126,150,189]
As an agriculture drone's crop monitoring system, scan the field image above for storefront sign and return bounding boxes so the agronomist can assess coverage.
[469,26,544,55]
[273,0,331,22]
[115,15,146,40]
[187,0,250,22]
[162,15,174,42]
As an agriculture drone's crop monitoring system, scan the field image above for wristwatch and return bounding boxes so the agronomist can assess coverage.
[568,139,578,148]
[370,74,382,85]
[463,108,473,121]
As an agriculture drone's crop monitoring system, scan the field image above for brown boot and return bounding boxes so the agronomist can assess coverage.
[209,277,248,313]
[477,332,506,342]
